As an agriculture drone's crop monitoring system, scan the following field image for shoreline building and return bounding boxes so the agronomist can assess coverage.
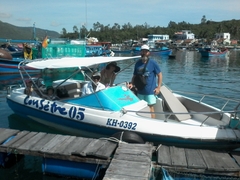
[147,34,169,48]
[173,30,195,40]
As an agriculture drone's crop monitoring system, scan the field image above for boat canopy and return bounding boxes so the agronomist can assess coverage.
[22,56,140,70]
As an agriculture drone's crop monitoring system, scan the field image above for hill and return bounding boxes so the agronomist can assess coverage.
[0,21,60,40]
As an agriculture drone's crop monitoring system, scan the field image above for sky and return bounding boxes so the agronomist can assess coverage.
[0,0,239,34]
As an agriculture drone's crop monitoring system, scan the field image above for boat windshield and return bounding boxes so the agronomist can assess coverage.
[63,85,140,111]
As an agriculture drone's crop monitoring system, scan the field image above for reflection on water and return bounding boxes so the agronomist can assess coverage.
[8,114,63,135]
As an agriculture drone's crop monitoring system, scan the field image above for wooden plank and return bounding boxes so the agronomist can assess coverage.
[30,134,56,151]
[115,143,152,156]
[0,131,29,148]
[40,134,67,152]
[231,151,240,165]
[50,136,76,154]
[0,128,20,144]
[169,146,187,167]
[75,139,109,156]
[157,145,172,166]
[40,152,109,165]
[71,139,117,159]
[41,135,72,154]
[201,149,240,171]
[185,148,207,169]
[64,137,93,155]
[106,158,150,179]
[9,132,37,149]
[233,129,240,139]
[114,143,152,163]
[93,140,117,159]
[17,132,47,150]
[116,143,153,151]
[113,153,151,163]
[103,173,148,180]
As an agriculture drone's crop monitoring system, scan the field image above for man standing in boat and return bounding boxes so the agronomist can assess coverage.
[129,44,162,118]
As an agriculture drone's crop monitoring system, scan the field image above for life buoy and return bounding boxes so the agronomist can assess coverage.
[111,131,145,144]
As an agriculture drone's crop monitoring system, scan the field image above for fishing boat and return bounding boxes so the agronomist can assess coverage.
[133,46,172,56]
[0,47,39,74]
[111,46,133,54]
[0,57,40,74]
[150,48,172,55]
[198,47,229,57]
[6,56,240,150]
[0,73,38,88]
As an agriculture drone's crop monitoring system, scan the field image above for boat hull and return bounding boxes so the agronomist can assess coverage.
[6,92,240,150]
[5,57,240,150]
[199,49,229,57]
[133,48,172,56]
[0,58,39,74]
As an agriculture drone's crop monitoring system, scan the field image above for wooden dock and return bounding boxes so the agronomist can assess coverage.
[1,128,240,179]
[104,143,153,180]
[157,145,240,177]
[0,128,117,166]
[0,128,153,179]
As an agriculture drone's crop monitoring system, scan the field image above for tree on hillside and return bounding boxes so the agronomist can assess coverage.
[73,26,78,33]
[58,19,240,43]
[201,15,207,24]
[168,21,177,29]
[93,22,103,32]
[61,28,67,36]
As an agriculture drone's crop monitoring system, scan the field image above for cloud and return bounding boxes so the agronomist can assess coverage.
[51,22,62,27]
[16,18,32,23]
[0,13,12,18]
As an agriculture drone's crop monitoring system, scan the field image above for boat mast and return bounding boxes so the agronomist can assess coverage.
[33,22,36,40]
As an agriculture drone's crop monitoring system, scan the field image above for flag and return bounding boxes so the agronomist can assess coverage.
[42,36,48,48]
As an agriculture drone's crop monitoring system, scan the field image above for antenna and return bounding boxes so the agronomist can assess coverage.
[33,22,36,40]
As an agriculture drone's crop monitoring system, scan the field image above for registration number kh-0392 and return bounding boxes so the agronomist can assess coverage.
[106,118,137,130]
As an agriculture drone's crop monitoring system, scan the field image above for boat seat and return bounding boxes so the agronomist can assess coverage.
[57,81,82,98]
[68,89,81,98]
[62,81,81,90]
[160,86,191,121]
[179,97,223,120]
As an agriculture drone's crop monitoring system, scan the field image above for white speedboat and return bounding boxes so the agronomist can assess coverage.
[6,56,240,150]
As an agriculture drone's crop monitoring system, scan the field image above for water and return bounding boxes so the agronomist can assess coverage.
[0,50,240,179]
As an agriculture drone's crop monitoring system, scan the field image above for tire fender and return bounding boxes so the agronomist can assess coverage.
[111,131,144,144]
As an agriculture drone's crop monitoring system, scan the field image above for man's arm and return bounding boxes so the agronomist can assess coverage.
[154,72,162,95]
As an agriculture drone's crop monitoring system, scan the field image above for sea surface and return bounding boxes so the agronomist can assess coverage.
[0,50,240,179]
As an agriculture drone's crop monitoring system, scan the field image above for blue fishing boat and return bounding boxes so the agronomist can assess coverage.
[133,46,172,56]
[111,47,133,54]
[0,44,39,74]
[198,47,229,57]
[132,46,141,55]
[85,45,114,57]
[0,58,39,74]
[150,48,172,55]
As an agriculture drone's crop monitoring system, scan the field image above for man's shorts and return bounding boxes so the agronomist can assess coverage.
[137,94,156,105]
